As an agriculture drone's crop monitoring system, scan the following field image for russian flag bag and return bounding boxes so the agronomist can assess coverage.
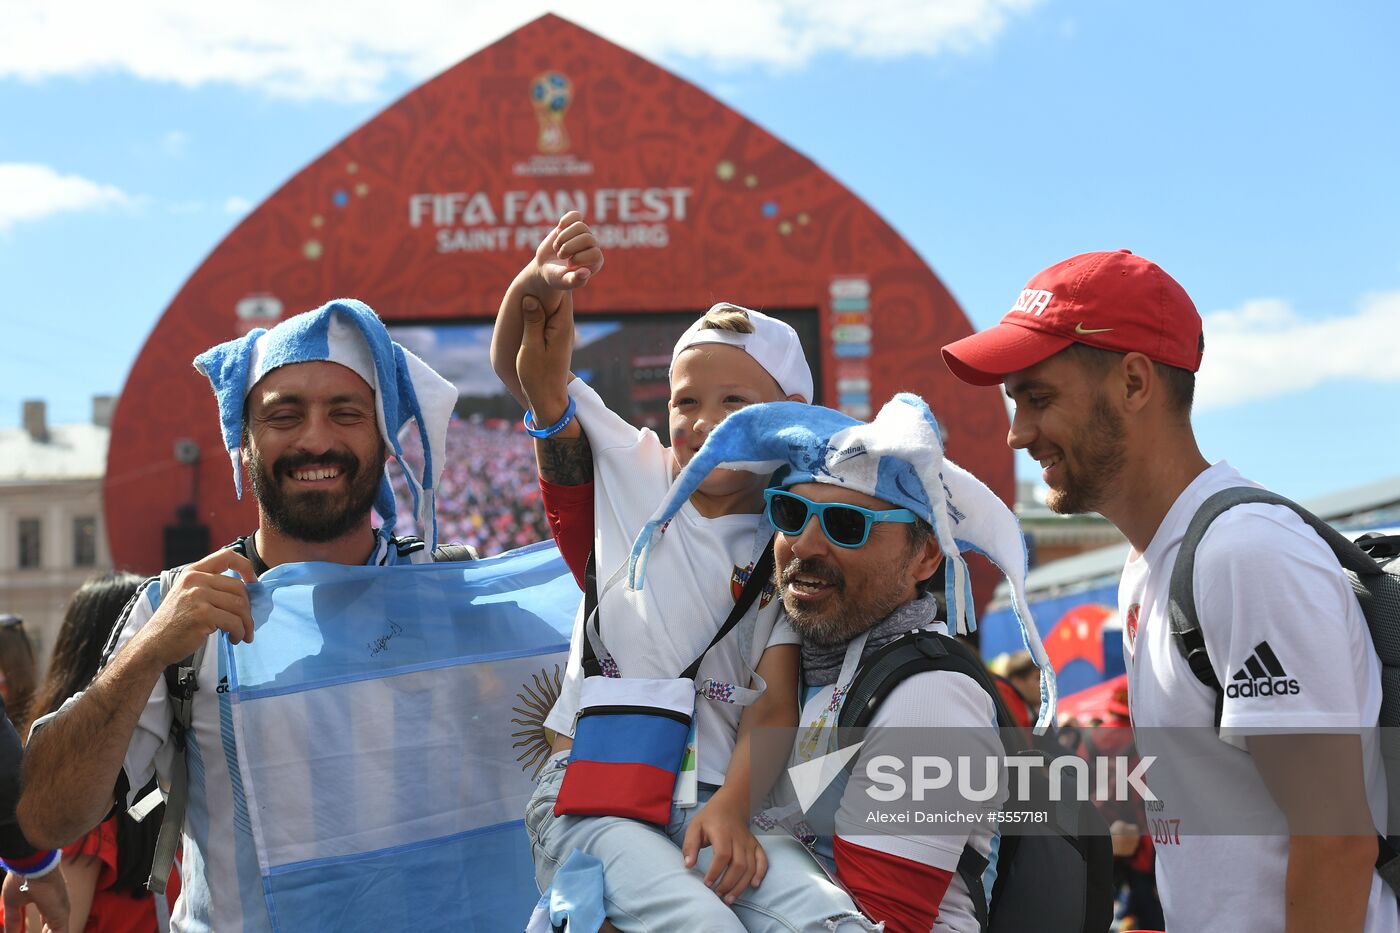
[554,544,775,825]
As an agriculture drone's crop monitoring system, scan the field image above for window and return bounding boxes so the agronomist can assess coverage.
[73,516,97,567]
[17,519,41,570]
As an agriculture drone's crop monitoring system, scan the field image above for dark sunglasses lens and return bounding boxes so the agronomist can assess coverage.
[770,494,810,533]
[822,506,869,546]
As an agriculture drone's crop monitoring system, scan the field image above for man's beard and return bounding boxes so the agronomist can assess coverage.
[778,553,914,648]
[247,442,384,543]
[1046,391,1126,515]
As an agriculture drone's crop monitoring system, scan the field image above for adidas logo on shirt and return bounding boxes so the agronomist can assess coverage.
[1225,641,1300,699]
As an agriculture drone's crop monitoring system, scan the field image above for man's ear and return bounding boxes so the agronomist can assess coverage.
[786,393,806,403]
[1120,352,1155,413]
[914,542,944,584]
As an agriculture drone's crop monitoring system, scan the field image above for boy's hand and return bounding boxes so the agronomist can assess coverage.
[534,211,603,291]
[681,791,768,906]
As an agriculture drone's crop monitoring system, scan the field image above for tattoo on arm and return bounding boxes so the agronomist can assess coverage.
[536,432,594,485]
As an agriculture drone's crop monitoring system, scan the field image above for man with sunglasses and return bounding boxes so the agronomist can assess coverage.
[625,393,1051,932]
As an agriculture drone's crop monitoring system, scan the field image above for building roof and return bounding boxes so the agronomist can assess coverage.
[0,423,109,482]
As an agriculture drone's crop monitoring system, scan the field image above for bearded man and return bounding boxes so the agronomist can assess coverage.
[19,300,458,931]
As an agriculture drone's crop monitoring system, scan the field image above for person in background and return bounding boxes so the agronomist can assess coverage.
[0,618,37,738]
[23,573,178,931]
[0,614,67,931]
[988,649,1041,728]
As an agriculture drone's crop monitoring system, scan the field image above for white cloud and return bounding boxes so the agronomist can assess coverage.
[0,1,1040,102]
[0,163,130,232]
[224,196,252,215]
[1195,291,1400,411]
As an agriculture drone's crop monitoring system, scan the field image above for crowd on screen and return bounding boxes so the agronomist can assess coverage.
[394,414,552,555]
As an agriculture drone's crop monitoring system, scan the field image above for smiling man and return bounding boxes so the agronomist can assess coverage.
[626,393,1056,932]
[942,250,1399,932]
[19,300,458,932]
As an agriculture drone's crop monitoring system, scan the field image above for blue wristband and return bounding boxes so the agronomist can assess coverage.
[524,396,578,439]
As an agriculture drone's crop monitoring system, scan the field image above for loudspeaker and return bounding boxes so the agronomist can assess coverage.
[164,520,210,568]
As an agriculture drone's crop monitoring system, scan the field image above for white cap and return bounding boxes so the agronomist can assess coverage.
[669,304,814,403]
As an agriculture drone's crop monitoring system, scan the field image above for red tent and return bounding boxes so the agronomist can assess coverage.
[1058,672,1129,723]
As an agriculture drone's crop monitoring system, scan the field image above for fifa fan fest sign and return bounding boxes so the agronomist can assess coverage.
[411,185,693,252]
[105,14,1013,600]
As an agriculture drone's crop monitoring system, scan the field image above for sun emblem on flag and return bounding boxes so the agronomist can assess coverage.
[512,664,564,779]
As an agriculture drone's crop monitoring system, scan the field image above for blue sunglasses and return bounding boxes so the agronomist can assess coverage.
[763,489,916,548]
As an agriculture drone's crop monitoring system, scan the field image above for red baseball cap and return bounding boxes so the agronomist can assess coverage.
[941,249,1203,386]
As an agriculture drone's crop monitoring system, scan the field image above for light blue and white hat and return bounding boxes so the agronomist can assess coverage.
[193,299,458,547]
[627,392,1056,730]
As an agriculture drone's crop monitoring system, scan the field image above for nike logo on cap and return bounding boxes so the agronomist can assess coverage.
[1074,323,1113,335]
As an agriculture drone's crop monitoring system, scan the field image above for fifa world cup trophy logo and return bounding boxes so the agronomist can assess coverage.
[531,71,572,154]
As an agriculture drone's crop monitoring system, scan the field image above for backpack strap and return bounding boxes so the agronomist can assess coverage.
[837,631,1017,738]
[144,567,204,896]
[956,845,991,932]
[1167,486,1385,729]
[1167,486,1399,888]
[143,536,253,894]
[835,631,1013,933]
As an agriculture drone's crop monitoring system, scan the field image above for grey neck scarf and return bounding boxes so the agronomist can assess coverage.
[801,593,941,686]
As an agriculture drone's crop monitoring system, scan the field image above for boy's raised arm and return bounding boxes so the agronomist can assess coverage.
[490,211,601,409]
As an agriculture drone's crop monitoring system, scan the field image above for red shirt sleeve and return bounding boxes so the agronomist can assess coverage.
[61,818,119,892]
[539,476,594,590]
[833,835,955,933]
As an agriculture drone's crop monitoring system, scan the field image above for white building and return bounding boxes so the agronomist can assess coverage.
[0,398,113,674]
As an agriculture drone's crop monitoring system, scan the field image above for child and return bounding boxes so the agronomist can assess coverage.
[495,213,867,931]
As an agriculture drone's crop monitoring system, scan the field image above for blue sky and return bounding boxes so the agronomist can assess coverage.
[2,0,1396,503]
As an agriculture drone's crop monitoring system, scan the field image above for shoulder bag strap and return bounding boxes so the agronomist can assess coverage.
[679,540,776,681]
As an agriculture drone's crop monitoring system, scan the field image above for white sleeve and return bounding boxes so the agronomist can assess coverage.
[1196,505,1373,737]
[765,609,801,650]
[103,581,178,807]
[567,379,653,455]
[838,670,1003,870]
[543,601,586,739]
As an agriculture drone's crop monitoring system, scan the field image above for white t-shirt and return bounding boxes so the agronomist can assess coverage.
[40,532,426,933]
[804,624,1002,932]
[543,379,798,785]
[1122,460,1399,932]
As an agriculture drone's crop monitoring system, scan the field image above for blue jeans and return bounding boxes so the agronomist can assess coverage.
[525,757,876,932]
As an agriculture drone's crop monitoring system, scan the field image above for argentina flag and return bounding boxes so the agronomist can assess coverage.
[223,541,578,931]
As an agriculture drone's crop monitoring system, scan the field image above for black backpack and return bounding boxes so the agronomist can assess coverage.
[1166,485,1400,891]
[837,631,1115,933]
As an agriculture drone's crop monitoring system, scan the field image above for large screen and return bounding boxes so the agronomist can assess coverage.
[387,310,819,556]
